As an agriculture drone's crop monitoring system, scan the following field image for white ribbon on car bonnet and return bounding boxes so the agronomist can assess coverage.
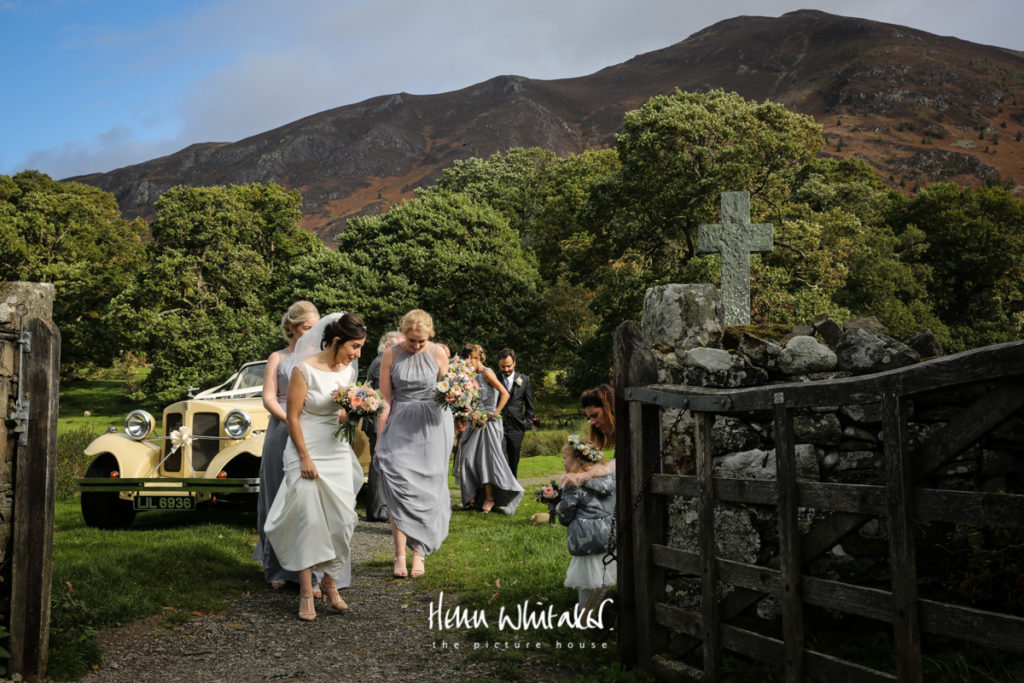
[170,426,193,449]
[169,426,197,476]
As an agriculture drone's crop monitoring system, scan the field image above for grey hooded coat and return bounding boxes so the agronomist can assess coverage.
[556,459,616,556]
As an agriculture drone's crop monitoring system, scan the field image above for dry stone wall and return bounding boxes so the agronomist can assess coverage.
[640,284,1024,612]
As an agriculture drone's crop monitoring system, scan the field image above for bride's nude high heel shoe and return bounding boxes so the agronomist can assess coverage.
[298,594,317,621]
[393,554,408,578]
[321,575,348,612]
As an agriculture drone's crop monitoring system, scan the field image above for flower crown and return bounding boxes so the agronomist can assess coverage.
[567,434,603,463]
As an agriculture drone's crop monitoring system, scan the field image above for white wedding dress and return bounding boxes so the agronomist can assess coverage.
[264,361,360,578]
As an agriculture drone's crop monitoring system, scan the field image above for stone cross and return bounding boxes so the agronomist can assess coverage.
[697,192,773,326]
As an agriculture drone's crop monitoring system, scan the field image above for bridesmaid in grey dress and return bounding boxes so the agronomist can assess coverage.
[455,344,524,515]
[254,301,322,590]
[376,309,455,578]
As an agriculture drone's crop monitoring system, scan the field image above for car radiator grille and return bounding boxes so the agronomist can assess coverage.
[162,412,221,473]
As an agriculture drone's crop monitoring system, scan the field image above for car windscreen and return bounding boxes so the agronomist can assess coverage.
[233,363,266,390]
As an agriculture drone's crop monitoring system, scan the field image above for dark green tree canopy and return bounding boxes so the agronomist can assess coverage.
[337,190,545,370]
[111,183,321,402]
[891,183,1024,350]
[0,170,145,370]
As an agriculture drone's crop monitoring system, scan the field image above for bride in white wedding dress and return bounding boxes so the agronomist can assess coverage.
[264,312,368,621]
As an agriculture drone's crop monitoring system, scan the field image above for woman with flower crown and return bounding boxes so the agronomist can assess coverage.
[556,435,617,607]
[375,309,454,579]
[455,344,523,514]
[264,312,367,621]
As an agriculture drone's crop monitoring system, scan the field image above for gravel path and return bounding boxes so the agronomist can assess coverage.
[78,480,583,682]
[80,519,500,682]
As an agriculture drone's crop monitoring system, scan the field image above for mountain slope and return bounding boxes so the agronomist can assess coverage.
[68,9,1024,241]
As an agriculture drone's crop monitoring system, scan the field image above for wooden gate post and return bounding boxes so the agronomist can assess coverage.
[4,286,60,681]
[612,321,657,667]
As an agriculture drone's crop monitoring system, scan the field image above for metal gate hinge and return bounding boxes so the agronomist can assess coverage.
[10,303,31,446]
[9,399,29,446]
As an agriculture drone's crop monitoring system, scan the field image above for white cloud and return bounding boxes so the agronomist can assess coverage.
[19,126,178,179]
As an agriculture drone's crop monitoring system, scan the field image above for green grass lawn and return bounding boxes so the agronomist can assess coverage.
[53,502,263,626]
[57,378,146,435]
[516,454,565,482]
[49,500,265,678]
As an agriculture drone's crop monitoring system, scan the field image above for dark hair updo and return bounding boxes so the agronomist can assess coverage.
[321,312,368,349]
[459,343,485,362]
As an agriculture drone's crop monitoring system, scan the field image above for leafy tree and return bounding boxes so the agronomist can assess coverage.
[0,171,145,370]
[427,147,619,281]
[111,183,320,402]
[424,147,619,367]
[560,91,821,390]
[590,89,822,264]
[269,247,388,329]
[778,158,946,342]
[891,184,1024,350]
[336,190,546,372]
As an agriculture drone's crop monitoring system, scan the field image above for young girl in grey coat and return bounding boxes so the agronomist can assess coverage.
[556,435,617,606]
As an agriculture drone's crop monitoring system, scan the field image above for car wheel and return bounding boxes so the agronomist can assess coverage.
[216,453,261,508]
[80,454,136,529]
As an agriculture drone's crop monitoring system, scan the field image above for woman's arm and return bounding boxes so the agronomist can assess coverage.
[434,343,449,377]
[261,351,287,422]
[484,368,509,417]
[285,366,317,479]
[377,347,394,433]
[556,487,580,526]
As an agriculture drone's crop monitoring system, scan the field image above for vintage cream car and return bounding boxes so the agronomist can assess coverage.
[78,361,370,528]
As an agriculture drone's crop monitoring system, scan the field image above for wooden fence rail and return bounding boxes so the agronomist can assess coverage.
[614,338,1024,682]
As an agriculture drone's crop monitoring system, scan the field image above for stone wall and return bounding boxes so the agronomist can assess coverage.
[640,284,1024,614]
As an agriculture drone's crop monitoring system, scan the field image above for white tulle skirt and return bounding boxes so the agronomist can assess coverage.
[564,553,617,590]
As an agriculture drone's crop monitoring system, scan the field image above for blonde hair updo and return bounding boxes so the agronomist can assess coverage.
[399,309,435,338]
[280,300,319,341]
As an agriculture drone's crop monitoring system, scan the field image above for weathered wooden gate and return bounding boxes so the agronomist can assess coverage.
[614,327,1024,681]
[1,282,61,681]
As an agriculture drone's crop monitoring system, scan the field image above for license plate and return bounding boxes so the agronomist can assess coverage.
[134,495,196,511]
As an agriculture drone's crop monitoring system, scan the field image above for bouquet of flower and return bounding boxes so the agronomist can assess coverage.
[332,382,386,443]
[467,408,495,430]
[534,479,561,524]
[434,356,481,416]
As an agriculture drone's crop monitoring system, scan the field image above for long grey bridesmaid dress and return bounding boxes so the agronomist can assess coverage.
[376,343,455,556]
[455,370,524,514]
[253,349,301,585]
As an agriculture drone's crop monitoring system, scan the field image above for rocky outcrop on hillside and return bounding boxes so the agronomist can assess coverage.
[68,10,1024,239]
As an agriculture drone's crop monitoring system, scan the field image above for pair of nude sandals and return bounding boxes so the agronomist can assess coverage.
[298,575,347,621]
[392,553,425,578]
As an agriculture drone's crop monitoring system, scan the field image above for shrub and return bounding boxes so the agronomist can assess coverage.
[521,428,573,459]
[46,581,101,680]
[56,426,98,501]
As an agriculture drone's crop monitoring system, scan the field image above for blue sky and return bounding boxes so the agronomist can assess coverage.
[1,0,1020,179]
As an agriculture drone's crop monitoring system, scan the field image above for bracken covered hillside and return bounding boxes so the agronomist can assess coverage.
[68,9,1024,242]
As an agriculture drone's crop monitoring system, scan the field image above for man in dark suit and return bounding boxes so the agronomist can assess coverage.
[497,348,534,477]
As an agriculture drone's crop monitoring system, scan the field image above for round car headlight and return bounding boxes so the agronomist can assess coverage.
[124,410,155,441]
[224,409,252,439]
